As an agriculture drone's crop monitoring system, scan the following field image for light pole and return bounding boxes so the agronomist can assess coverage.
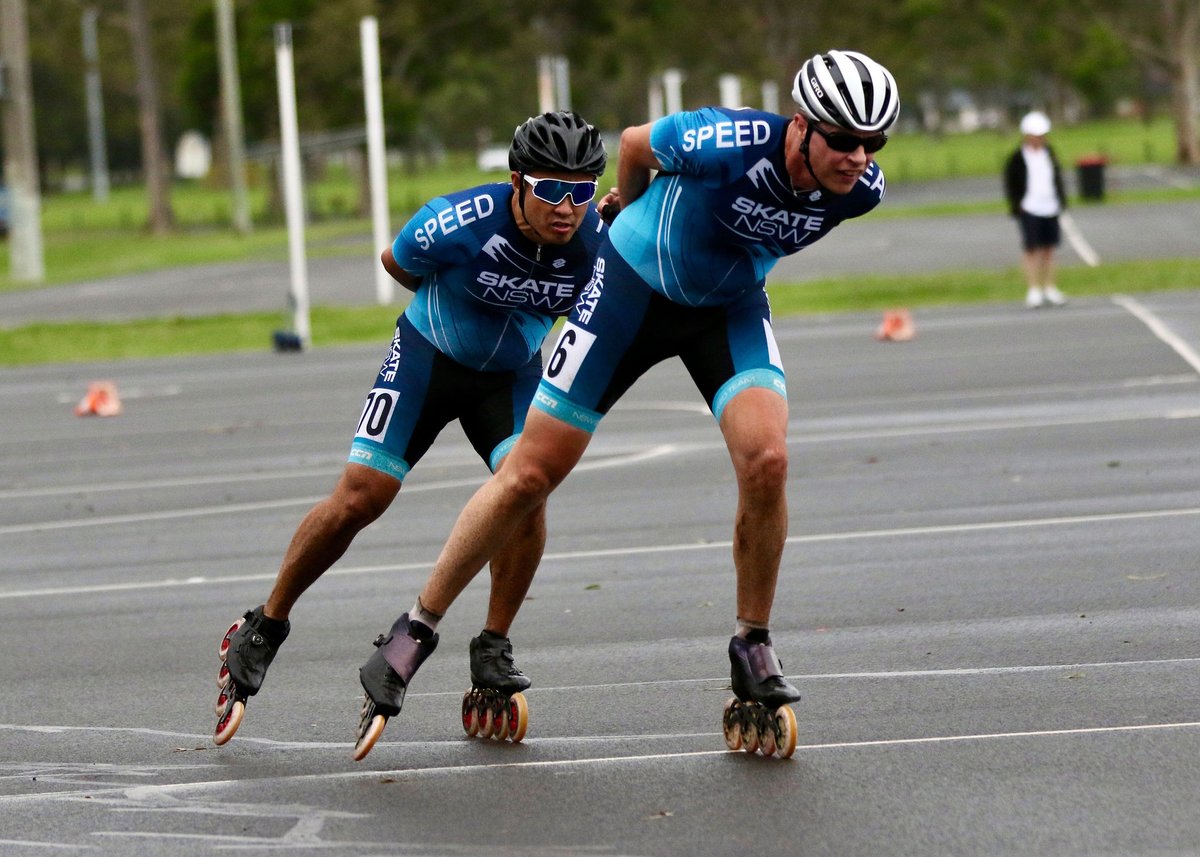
[0,0,46,283]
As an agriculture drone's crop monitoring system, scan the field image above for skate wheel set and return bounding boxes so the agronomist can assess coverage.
[213,615,248,746]
[722,697,798,759]
[462,688,528,742]
[353,694,389,761]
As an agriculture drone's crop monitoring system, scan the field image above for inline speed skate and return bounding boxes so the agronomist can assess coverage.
[722,632,800,759]
[353,614,439,761]
[461,630,531,742]
[214,606,290,745]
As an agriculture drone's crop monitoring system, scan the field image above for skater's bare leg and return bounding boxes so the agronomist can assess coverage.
[720,387,789,626]
[419,410,590,616]
[484,499,546,636]
[265,464,399,620]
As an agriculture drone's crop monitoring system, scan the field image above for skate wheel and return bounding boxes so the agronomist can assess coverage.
[353,715,386,761]
[493,696,512,741]
[722,698,743,751]
[479,702,496,739]
[214,684,233,717]
[462,692,480,737]
[214,699,244,746]
[757,707,777,757]
[506,693,528,743]
[773,704,798,759]
[353,695,387,761]
[216,661,230,690]
[218,617,246,659]
[742,713,760,754]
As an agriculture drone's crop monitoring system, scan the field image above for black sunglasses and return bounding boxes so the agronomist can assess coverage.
[810,123,888,155]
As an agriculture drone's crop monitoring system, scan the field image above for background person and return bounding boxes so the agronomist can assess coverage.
[1004,110,1068,308]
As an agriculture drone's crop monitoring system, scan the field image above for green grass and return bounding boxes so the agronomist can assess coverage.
[4,258,1199,367]
[882,117,1181,183]
[0,305,401,366]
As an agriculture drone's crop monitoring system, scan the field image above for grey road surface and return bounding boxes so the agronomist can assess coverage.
[3,294,1200,855]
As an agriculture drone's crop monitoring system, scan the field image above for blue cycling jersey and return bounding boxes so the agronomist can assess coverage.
[608,106,886,306]
[395,182,606,372]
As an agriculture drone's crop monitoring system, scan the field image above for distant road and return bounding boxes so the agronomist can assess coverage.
[1,167,1197,328]
[769,197,1200,284]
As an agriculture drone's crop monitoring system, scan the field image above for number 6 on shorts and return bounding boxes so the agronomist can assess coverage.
[543,322,596,394]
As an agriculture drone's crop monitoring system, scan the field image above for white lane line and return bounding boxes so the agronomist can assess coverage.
[530,656,1200,693]
[1113,293,1200,376]
[0,466,340,500]
[2,721,1198,804]
[0,842,97,851]
[0,445,679,536]
[799,720,1200,753]
[1059,212,1100,267]
[4,504,1200,600]
[0,494,333,538]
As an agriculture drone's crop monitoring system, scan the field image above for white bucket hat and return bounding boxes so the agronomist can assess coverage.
[1020,111,1051,136]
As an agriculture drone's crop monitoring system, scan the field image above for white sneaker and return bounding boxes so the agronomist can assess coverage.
[1044,285,1066,306]
[1025,287,1044,309]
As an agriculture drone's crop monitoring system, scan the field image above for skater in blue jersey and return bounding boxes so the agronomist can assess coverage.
[362,50,899,759]
[213,111,609,747]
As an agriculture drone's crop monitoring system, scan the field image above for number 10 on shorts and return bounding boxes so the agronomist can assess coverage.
[355,388,396,441]
[543,322,596,393]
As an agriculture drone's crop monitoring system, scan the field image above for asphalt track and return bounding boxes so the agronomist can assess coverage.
[5,288,1200,854]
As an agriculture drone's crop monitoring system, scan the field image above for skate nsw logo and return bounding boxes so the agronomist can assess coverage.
[475,235,577,313]
[378,327,402,383]
[573,257,605,325]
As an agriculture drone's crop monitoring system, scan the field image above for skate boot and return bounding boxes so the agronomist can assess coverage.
[722,632,801,759]
[214,605,290,745]
[461,630,531,742]
[353,614,439,761]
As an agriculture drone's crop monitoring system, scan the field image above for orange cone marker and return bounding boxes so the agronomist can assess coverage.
[74,381,123,417]
[875,309,915,342]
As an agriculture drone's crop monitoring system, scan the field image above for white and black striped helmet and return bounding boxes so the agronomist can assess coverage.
[792,50,899,133]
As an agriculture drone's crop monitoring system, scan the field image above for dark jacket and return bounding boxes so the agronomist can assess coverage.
[1003,145,1067,217]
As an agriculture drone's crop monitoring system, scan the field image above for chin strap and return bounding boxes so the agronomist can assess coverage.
[516,172,547,260]
[797,125,836,199]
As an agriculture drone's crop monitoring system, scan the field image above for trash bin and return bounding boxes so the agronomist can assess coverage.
[1076,155,1107,201]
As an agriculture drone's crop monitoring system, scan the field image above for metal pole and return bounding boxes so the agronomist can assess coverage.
[662,69,683,115]
[274,22,310,346]
[718,74,742,108]
[761,80,780,115]
[82,7,110,202]
[647,75,664,122]
[537,55,555,113]
[553,56,570,112]
[360,16,392,305]
[216,0,251,233]
[0,0,45,282]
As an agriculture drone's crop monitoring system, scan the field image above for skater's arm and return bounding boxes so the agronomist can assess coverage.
[381,246,423,293]
[615,123,660,214]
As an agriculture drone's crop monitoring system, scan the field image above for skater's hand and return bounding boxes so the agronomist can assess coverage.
[597,188,621,224]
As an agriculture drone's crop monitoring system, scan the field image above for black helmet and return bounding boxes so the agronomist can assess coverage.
[509,111,607,176]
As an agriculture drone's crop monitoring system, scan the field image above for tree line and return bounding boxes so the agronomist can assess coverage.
[14,0,1200,194]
